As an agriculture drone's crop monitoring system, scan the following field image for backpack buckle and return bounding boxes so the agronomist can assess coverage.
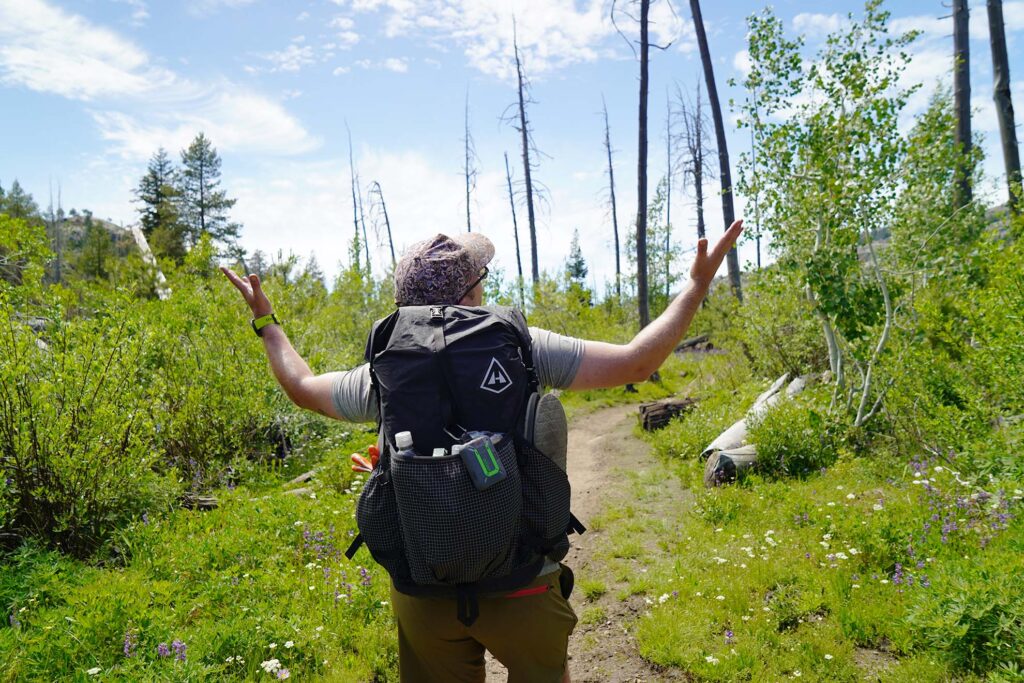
[429,306,444,319]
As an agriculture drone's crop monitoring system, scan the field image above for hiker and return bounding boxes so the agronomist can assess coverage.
[222,218,742,683]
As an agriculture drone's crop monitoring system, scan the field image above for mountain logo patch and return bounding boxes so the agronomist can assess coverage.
[481,357,513,394]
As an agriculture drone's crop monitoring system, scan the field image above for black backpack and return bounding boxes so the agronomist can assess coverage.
[344,305,584,626]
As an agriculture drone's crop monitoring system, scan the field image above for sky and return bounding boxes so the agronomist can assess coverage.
[1,0,1022,293]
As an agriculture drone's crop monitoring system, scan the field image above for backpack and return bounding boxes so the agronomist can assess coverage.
[344,305,585,626]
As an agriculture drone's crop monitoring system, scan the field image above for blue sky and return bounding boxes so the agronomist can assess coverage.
[1,0,1022,290]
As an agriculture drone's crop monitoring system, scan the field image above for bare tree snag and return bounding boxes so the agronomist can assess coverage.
[513,24,540,284]
[953,0,973,207]
[987,0,1022,215]
[504,152,526,307]
[635,0,652,329]
[464,88,477,232]
[690,0,742,301]
[602,95,623,299]
[369,181,396,267]
[346,123,361,271]
[356,172,371,275]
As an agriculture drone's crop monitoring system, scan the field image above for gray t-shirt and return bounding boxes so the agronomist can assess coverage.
[331,327,585,422]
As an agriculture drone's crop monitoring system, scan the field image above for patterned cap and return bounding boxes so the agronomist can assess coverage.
[394,233,495,306]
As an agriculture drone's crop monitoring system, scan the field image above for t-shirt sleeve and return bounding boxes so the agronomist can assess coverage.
[528,326,585,389]
[330,364,377,423]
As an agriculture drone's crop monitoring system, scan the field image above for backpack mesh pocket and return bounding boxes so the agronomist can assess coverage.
[519,439,573,561]
[355,468,409,582]
[391,435,522,585]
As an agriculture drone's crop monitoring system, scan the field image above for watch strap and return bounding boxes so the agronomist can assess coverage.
[251,312,280,337]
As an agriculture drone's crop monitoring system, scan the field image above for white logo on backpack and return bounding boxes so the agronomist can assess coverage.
[481,357,513,394]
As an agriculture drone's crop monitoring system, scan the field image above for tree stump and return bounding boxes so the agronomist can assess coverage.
[638,397,699,431]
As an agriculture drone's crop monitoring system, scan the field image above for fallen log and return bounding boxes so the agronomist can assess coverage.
[181,493,218,510]
[287,470,317,486]
[701,373,814,487]
[674,334,714,353]
[638,397,699,431]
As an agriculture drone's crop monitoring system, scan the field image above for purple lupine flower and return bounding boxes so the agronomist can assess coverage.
[157,643,171,658]
[920,575,931,588]
[9,614,20,629]
[123,630,137,658]
[724,629,734,642]
[892,564,904,586]
[359,567,372,587]
[171,639,186,661]
[142,512,149,525]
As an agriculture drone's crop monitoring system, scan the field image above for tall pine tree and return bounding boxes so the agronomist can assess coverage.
[134,148,186,262]
[179,133,240,252]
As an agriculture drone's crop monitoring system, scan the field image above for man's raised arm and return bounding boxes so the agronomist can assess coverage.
[569,220,743,391]
[221,267,344,419]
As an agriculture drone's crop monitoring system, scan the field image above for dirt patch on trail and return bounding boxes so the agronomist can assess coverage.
[487,403,694,682]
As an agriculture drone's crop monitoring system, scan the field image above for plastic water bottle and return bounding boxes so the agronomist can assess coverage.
[395,431,416,459]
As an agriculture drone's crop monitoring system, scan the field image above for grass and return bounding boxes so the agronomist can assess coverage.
[0,422,399,682]
[574,351,1024,682]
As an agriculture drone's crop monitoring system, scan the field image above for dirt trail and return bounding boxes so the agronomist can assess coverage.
[486,403,692,682]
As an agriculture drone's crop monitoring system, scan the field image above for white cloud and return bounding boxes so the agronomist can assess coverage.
[733,49,750,78]
[0,0,319,160]
[0,0,169,100]
[341,0,618,79]
[112,0,149,26]
[1006,2,1024,31]
[331,16,355,30]
[259,44,316,72]
[792,13,845,38]
[93,90,321,159]
[186,0,256,17]
[296,11,310,21]
[352,57,409,72]
[332,65,351,75]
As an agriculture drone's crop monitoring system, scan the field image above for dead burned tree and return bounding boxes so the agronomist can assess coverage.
[635,0,652,328]
[356,172,371,276]
[690,0,742,301]
[463,88,478,232]
[987,0,1022,215]
[601,95,623,299]
[346,123,361,271]
[612,0,668,329]
[953,0,973,207]
[664,91,673,300]
[504,152,526,307]
[510,22,540,284]
[674,80,716,243]
[369,181,396,267]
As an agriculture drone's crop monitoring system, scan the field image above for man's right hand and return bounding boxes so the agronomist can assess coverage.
[221,267,274,318]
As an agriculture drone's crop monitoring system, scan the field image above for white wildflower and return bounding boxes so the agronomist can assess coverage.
[261,658,282,673]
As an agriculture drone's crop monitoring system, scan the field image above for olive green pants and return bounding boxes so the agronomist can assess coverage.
[389,568,577,683]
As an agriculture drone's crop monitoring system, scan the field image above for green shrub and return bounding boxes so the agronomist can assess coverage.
[707,269,828,379]
[0,300,179,556]
[748,394,839,478]
[906,554,1024,674]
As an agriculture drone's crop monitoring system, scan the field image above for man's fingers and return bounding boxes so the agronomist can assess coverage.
[249,273,262,293]
[710,219,744,260]
[696,238,709,256]
[221,266,251,294]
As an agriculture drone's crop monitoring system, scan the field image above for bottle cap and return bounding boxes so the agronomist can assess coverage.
[395,431,413,450]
